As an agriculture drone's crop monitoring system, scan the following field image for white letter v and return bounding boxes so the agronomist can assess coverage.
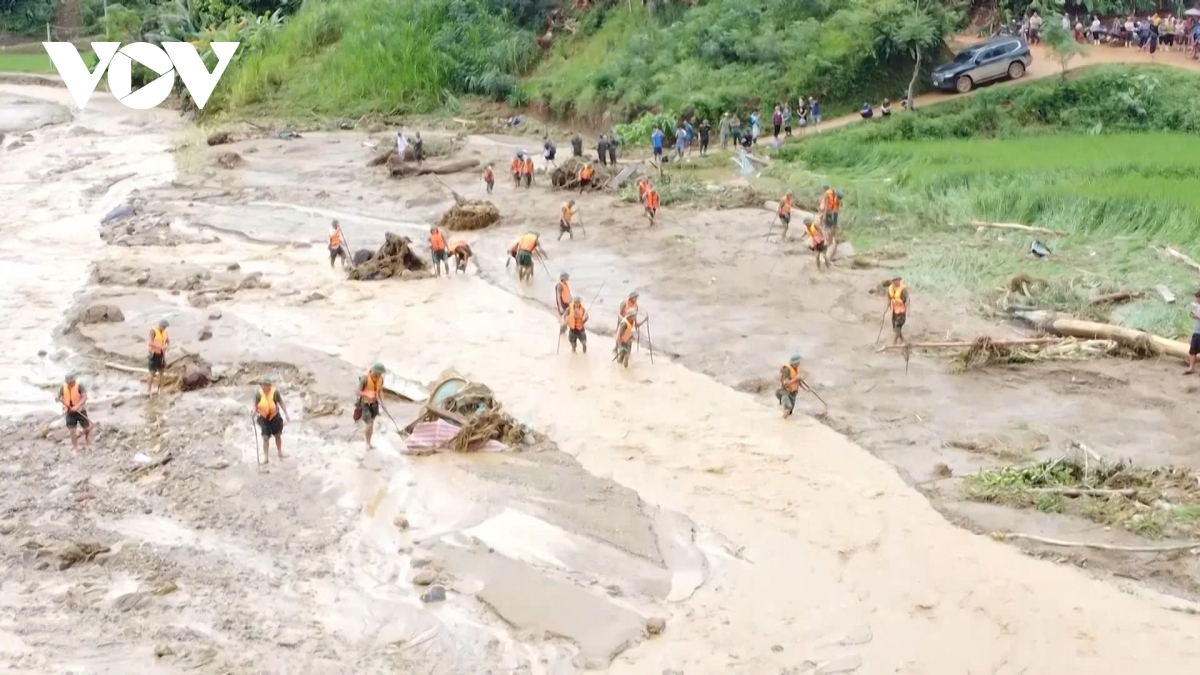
[43,42,120,109]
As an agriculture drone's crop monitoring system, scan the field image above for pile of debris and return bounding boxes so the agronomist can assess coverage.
[346,233,429,281]
[438,200,500,231]
[403,376,532,453]
[551,157,617,190]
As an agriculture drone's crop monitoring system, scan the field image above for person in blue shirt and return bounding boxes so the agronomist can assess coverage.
[809,97,821,126]
[651,128,664,161]
[860,102,874,119]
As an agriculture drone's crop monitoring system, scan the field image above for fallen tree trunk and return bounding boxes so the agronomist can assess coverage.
[1157,246,1200,275]
[970,220,1061,235]
[993,532,1200,553]
[880,338,1061,351]
[1089,290,1140,305]
[387,157,479,178]
[1012,310,1187,360]
[1026,487,1137,497]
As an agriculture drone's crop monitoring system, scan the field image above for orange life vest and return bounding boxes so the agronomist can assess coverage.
[617,316,635,344]
[646,191,659,210]
[61,383,82,412]
[511,158,521,174]
[806,221,824,245]
[556,281,571,308]
[779,195,793,217]
[483,167,494,182]
[523,158,534,175]
[780,364,800,394]
[360,372,384,403]
[888,282,908,315]
[580,165,594,181]
[561,204,572,224]
[429,228,447,252]
[619,298,637,317]
[637,180,649,202]
[824,188,840,213]
[329,228,342,248]
[256,386,278,419]
[518,233,538,252]
[566,303,587,330]
[149,327,168,354]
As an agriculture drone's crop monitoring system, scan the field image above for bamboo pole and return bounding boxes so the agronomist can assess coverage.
[970,220,1062,235]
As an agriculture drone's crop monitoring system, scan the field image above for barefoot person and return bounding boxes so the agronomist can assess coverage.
[886,277,910,345]
[776,354,803,419]
[253,377,289,463]
[1186,290,1200,374]
[328,220,349,269]
[644,186,660,226]
[516,231,546,282]
[60,372,92,450]
[559,200,576,241]
[356,363,388,451]
[482,164,495,195]
[147,318,169,395]
[803,216,828,270]
[777,191,794,240]
[450,240,472,274]
[429,225,450,277]
[819,185,842,258]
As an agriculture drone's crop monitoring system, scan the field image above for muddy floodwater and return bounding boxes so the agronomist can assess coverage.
[2,81,1200,675]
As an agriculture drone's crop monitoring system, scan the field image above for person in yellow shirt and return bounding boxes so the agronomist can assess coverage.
[253,377,290,463]
[147,318,170,395]
[356,363,390,451]
[60,372,91,451]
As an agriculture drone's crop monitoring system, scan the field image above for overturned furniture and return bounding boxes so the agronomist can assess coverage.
[403,375,532,453]
[347,233,429,281]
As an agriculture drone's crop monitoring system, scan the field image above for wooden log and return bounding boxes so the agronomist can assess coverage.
[879,338,1062,350]
[432,174,466,206]
[105,361,149,374]
[387,157,480,178]
[1026,487,1137,497]
[970,219,1061,235]
[1088,290,1140,305]
[1012,310,1188,361]
[1157,246,1200,275]
[993,532,1200,553]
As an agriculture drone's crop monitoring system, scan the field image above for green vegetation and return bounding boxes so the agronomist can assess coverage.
[0,51,69,73]
[963,457,1200,539]
[528,1,953,125]
[770,66,1200,337]
[210,0,540,118]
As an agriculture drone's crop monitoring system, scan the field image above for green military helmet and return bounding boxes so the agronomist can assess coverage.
[371,363,386,374]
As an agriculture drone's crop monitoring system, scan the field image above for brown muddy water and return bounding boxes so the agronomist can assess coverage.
[2,83,1200,674]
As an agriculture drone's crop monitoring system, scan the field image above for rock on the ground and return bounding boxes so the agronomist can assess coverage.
[208,310,222,320]
[412,569,437,586]
[238,272,268,290]
[215,151,243,169]
[411,554,433,569]
[645,617,666,635]
[198,325,213,341]
[393,516,409,530]
[226,263,240,271]
[0,520,17,535]
[352,249,373,265]
[154,644,174,658]
[181,365,213,391]
[206,131,233,146]
[80,304,125,324]
[420,584,446,603]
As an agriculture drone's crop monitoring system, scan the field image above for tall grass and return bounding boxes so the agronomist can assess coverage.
[211,0,539,118]
[526,1,920,124]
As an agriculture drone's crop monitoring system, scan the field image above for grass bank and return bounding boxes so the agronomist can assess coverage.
[770,66,1200,337]
[0,51,65,73]
[523,1,923,125]
[208,0,539,120]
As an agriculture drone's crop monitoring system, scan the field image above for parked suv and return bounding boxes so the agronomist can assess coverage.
[931,36,1032,93]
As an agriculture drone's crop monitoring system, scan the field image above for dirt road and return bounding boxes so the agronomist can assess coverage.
[4,83,1200,674]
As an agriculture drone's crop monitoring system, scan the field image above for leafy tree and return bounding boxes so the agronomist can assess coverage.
[1043,21,1086,79]
[873,0,962,110]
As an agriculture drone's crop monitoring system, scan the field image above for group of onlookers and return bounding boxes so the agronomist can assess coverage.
[1057,10,1200,57]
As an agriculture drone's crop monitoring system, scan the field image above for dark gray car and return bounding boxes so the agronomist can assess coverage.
[931,36,1032,93]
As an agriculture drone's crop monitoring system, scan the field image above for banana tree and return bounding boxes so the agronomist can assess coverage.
[874,0,960,110]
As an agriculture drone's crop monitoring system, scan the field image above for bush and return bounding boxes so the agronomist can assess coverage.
[0,0,55,33]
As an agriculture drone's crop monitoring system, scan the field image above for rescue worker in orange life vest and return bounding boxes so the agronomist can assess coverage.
[886,277,910,345]
[803,215,829,271]
[614,309,646,368]
[777,191,794,240]
[776,354,804,419]
[253,376,290,463]
[328,219,349,269]
[147,318,170,395]
[356,363,389,451]
[819,185,843,259]
[578,163,595,194]
[554,272,572,316]
[482,164,495,194]
[60,372,91,451]
[564,296,589,354]
[615,290,639,334]
[559,200,576,241]
[429,225,450,277]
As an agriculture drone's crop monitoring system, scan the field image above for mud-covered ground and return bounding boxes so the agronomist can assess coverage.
[3,80,1200,674]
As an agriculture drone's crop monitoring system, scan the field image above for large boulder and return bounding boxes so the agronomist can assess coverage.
[80,304,125,324]
[181,364,212,391]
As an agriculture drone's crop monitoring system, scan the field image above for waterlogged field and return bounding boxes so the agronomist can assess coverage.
[779,132,1200,337]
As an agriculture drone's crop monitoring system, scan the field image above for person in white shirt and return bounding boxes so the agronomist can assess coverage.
[395,131,408,161]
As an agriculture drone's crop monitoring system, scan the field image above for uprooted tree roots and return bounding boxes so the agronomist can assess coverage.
[438,200,501,231]
[347,233,429,281]
[551,157,616,190]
